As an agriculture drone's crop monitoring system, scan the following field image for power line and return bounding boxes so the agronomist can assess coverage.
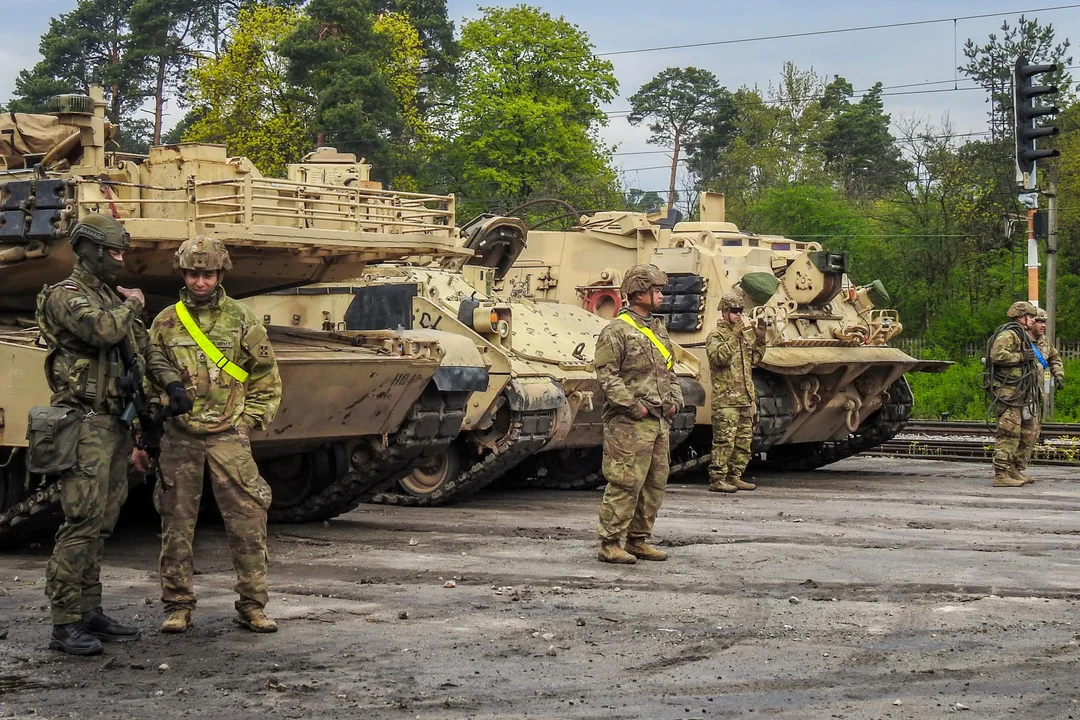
[596,4,1080,57]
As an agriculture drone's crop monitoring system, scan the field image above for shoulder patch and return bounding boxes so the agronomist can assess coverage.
[67,297,91,311]
[62,284,79,291]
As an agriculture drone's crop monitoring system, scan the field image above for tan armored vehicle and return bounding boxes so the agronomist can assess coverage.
[0,89,488,542]
[504,193,946,471]
[245,187,705,506]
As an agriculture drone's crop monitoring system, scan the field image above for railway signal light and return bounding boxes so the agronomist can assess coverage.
[1014,56,1060,187]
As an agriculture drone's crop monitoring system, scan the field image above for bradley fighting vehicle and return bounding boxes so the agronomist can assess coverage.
[502,193,946,472]
[0,89,490,543]
[244,160,705,506]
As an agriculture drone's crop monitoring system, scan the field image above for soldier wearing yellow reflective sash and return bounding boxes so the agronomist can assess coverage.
[144,236,282,634]
[594,264,684,564]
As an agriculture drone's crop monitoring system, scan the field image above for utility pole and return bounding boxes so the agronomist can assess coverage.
[1045,170,1058,419]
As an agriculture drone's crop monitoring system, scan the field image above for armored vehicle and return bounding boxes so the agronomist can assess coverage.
[245,200,705,506]
[0,89,486,543]
[503,193,946,471]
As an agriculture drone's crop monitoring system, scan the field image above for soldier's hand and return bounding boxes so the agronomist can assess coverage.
[1021,346,1035,362]
[631,402,649,420]
[1055,376,1065,390]
[131,448,151,473]
[165,382,193,415]
[662,402,678,419]
[116,286,145,305]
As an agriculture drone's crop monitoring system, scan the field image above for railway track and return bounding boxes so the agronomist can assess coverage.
[868,420,1080,465]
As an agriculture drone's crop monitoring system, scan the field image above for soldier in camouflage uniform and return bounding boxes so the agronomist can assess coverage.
[594,264,684,564]
[145,236,282,633]
[36,214,189,655]
[706,292,767,493]
[988,301,1041,488]
[1016,308,1066,483]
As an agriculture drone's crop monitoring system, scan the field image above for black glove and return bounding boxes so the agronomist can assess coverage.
[1021,346,1035,362]
[166,382,193,415]
[1055,376,1065,390]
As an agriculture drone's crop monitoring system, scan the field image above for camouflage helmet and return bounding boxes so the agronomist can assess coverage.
[1006,300,1038,319]
[719,292,744,311]
[620,264,667,298]
[173,235,233,272]
[68,213,130,250]
[1035,307,1049,321]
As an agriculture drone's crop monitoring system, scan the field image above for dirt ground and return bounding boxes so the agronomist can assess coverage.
[2,458,1080,719]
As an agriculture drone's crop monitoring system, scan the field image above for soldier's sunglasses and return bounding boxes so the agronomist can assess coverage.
[728,307,743,313]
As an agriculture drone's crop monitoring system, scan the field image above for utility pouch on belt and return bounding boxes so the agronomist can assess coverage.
[25,406,82,475]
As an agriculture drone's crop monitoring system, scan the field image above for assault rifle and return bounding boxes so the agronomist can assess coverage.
[114,338,170,473]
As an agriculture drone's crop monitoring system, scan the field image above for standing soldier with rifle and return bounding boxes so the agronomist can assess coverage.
[34,213,191,656]
[144,236,282,634]
[594,264,684,564]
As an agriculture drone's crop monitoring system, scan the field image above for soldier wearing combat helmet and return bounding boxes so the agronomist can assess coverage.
[705,291,767,493]
[142,235,282,633]
[986,301,1040,487]
[35,213,188,655]
[593,264,684,564]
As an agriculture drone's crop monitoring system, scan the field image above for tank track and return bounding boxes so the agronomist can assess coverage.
[520,404,700,491]
[756,376,913,472]
[0,450,63,547]
[371,408,556,506]
[268,387,468,523]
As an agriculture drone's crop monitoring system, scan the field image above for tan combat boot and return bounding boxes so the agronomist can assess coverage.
[993,470,1026,488]
[597,540,637,564]
[709,481,738,493]
[625,539,668,562]
[161,609,191,634]
[1010,466,1035,485]
[236,607,278,633]
[731,478,757,491]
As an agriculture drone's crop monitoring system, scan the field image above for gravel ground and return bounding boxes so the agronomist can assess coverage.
[2,457,1080,719]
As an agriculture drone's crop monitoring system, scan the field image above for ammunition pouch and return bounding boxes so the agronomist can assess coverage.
[25,406,83,475]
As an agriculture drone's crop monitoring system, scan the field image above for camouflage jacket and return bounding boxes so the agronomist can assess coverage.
[150,287,281,435]
[1035,335,1064,382]
[705,319,766,407]
[36,262,181,415]
[594,308,683,422]
[989,327,1037,387]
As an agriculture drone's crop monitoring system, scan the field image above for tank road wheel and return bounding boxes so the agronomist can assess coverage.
[757,376,913,472]
[398,443,464,499]
[519,447,605,490]
[263,445,345,517]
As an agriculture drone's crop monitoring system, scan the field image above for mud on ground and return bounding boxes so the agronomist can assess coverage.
[2,458,1080,719]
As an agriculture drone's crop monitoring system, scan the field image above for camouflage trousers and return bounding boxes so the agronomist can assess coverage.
[994,404,1039,474]
[155,424,272,613]
[709,405,754,486]
[46,414,132,625]
[597,415,670,542]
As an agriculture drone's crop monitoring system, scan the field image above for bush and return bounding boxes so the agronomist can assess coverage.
[907,357,1080,422]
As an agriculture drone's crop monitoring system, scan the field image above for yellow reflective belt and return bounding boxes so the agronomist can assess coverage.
[174,302,249,383]
[618,313,673,369]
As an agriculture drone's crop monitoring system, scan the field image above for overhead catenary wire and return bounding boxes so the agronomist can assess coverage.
[595,4,1080,57]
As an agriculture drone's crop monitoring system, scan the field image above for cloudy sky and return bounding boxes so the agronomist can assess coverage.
[2,0,1078,193]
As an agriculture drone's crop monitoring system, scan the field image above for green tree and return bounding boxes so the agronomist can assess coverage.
[626,67,732,212]
[279,0,402,182]
[447,5,620,220]
[183,5,310,176]
[817,78,907,200]
[9,0,151,149]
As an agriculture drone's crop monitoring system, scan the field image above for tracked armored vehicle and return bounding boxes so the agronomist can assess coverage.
[245,197,705,506]
[0,90,486,543]
[504,193,946,472]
